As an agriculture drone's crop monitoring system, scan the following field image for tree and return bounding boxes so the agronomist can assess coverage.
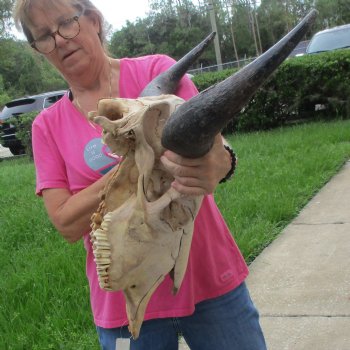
[314,0,350,28]
[2,0,350,100]
[109,1,215,67]
[255,0,315,51]
[222,0,258,58]
[0,74,10,107]
[0,0,15,38]
[0,38,66,99]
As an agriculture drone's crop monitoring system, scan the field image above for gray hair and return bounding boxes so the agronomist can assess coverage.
[13,0,107,47]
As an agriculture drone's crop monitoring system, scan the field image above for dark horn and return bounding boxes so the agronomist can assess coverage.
[139,32,216,97]
[161,9,318,158]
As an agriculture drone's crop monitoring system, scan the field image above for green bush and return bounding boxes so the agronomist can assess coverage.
[7,111,38,158]
[0,74,10,108]
[192,68,238,90]
[192,49,350,133]
[4,50,350,157]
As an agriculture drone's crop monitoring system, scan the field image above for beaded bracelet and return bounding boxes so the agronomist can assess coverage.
[219,145,237,184]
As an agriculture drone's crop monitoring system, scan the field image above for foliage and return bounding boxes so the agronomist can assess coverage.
[238,49,350,131]
[2,0,350,102]
[314,0,350,28]
[0,74,10,106]
[0,2,68,101]
[6,111,37,158]
[0,0,14,37]
[109,0,350,65]
[192,68,237,90]
[0,38,67,104]
[7,49,350,157]
[109,2,215,66]
[191,49,350,132]
[257,0,315,51]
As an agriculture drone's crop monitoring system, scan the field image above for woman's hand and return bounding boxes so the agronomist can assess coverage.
[160,134,231,196]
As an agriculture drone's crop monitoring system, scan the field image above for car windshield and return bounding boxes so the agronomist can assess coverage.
[307,26,350,53]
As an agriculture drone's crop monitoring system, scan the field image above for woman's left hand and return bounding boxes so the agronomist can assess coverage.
[160,134,231,196]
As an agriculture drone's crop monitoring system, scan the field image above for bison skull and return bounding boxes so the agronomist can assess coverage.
[89,95,203,339]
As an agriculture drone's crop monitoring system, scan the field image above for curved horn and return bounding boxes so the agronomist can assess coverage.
[139,32,216,97]
[161,9,318,158]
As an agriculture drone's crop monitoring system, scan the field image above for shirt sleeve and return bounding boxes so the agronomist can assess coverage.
[32,112,69,196]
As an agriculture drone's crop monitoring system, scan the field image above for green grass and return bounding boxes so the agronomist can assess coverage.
[0,158,99,349]
[217,120,350,262]
[1,120,350,349]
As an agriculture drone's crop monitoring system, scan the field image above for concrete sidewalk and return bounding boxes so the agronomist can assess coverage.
[247,160,350,349]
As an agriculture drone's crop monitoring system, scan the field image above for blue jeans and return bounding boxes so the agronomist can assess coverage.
[96,282,266,350]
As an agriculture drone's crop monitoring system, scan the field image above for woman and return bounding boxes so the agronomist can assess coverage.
[13,0,266,349]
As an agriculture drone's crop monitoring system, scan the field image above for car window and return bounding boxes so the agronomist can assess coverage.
[44,94,64,108]
[307,26,350,53]
[6,98,36,109]
[0,91,66,121]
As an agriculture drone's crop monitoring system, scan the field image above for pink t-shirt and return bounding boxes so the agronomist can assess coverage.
[32,54,248,328]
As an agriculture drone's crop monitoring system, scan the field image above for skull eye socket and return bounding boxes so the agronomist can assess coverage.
[130,285,136,289]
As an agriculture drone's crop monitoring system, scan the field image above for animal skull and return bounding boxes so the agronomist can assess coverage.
[89,95,203,339]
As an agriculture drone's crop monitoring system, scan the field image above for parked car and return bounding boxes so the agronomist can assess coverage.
[288,40,310,57]
[297,24,350,117]
[0,90,66,155]
[306,23,350,54]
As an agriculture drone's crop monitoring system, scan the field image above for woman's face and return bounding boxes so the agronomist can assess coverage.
[27,2,104,80]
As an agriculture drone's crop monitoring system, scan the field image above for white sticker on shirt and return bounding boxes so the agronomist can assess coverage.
[84,138,120,175]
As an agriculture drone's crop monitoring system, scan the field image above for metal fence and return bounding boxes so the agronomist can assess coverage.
[188,57,256,75]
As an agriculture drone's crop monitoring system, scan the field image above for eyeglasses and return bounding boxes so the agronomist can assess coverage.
[30,14,81,54]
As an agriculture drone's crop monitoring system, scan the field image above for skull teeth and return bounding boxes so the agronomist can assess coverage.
[93,228,108,238]
[94,257,111,264]
[96,266,109,273]
[100,283,112,291]
[90,216,112,290]
[94,251,111,258]
[101,222,109,230]
[93,242,110,249]
[98,271,109,277]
